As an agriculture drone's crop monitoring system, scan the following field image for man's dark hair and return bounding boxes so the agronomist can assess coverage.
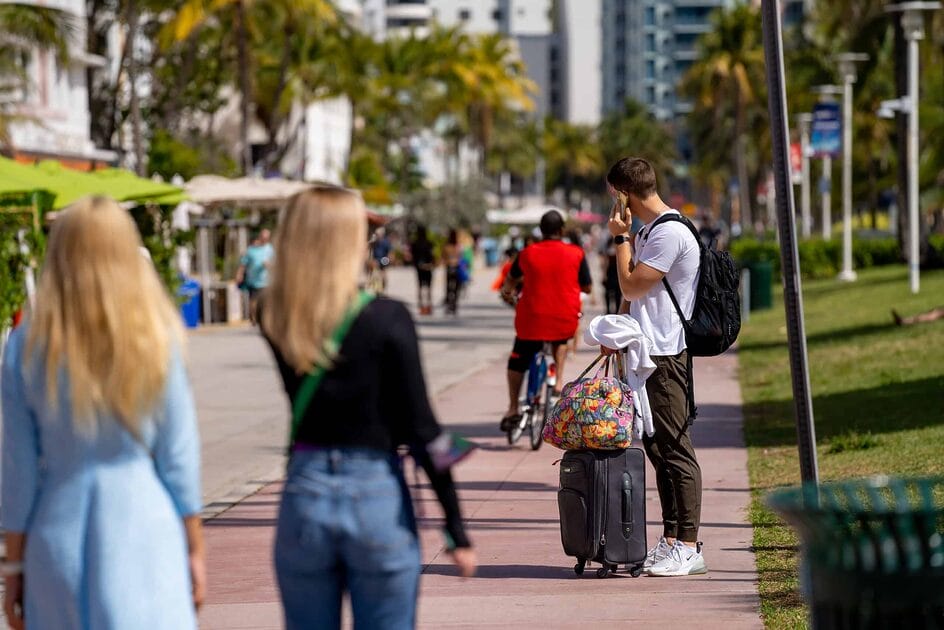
[539,210,564,238]
[606,157,658,199]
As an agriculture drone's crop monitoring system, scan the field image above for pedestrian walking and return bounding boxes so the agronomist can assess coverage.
[1,196,205,630]
[369,227,393,292]
[236,228,274,323]
[410,224,435,315]
[599,236,621,314]
[443,229,462,315]
[259,187,476,630]
[603,157,707,576]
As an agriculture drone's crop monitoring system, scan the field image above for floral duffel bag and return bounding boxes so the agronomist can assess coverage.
[543,354,635,451]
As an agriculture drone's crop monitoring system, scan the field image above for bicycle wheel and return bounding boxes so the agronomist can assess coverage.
[508,406,527,445]
[529,396,545,450]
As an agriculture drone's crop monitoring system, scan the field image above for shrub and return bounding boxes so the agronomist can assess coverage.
[729,236,905,280]
[928,234,944,269]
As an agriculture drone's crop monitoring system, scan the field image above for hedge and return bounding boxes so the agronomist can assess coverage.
[729,236,905,279]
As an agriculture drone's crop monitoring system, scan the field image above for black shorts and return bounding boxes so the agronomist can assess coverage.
[507,337,570,373]
[417,268,433,286]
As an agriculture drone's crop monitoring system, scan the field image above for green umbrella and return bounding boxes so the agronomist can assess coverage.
[0,157,186,209]
[88,168,187,205]
[33,160,186,208]
[0,158,55,220]
[0,157,56,196]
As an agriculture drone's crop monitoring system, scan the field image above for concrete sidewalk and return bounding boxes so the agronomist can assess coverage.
[199,345,761,629]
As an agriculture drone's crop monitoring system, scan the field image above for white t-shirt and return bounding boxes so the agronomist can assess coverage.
[629,211,700,356]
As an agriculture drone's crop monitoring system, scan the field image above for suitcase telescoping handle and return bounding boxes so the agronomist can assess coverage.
[621,472,633,537]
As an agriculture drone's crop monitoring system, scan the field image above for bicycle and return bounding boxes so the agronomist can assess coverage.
[507,341,557,450]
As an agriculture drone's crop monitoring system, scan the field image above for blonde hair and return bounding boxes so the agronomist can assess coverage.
[26,196,184,434]
[262,187,367,374]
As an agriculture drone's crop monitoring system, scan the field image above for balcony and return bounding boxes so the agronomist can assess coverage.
[385,3,433,23]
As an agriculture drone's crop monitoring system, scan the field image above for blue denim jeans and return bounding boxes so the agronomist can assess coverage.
[275,447,421,630]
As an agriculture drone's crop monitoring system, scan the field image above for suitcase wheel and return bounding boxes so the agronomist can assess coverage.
[573,560,585,576]
[629,565,644,578]
[596,564,616,578]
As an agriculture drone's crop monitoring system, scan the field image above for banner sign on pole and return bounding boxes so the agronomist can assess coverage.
[810,102,841,158]
[790,142,803,184]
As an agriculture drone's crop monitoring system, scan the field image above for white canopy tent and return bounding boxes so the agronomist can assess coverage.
[486,205,563,226]
[184,175,313,209]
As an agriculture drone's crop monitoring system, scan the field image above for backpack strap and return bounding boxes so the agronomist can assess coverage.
[289,291,375,450]
[642,213,700,425]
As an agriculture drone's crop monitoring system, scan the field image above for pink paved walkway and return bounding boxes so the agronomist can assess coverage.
[199,345,761,629]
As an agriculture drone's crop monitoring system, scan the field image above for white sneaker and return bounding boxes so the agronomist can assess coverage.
[646,540,707,576]
[643,536,672,569]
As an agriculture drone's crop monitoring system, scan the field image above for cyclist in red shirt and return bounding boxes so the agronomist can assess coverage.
[499,210,593,431]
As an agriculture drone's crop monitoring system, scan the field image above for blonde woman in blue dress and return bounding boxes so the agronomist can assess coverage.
[1,196,205,630]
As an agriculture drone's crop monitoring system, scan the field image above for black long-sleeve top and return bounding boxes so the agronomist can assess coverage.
[264,297,470,548]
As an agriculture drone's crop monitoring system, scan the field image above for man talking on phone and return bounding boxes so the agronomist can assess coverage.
[604,157,706,577]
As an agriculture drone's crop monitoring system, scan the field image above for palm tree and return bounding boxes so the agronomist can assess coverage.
[453,33,536,177]
[543,117,602,207]
[598,99,676,187]
[321,26,380,176]
[0,3,74,152]
[164,0,336,174]
[680,3,765,229]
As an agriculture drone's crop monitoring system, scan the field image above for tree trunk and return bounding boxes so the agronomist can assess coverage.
[235,1,253,175]
[345,98,357,179]
[894,19,908,257]
[734,96,752,232]
[564,169,574,208]
[260,22,295,172]
[126,0,145,175]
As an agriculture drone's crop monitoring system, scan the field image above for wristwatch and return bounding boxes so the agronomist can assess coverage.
[613,234,630,245]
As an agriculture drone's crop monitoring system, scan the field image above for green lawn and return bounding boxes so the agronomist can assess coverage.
[737,265,944,629]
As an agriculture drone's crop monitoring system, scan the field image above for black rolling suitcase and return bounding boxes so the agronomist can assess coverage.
[557,448,647,578]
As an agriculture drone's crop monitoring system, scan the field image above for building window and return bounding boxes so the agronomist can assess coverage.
[675,6,711,25]
[459,8,470,21]
[646,33,656,52]
[646,59,655,79]
[646,85,656,104]
[492,9,502,21]
[644,7,655,26]
[675,32,698,51]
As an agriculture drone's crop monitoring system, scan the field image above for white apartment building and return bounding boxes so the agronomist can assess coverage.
[9,0,116,167]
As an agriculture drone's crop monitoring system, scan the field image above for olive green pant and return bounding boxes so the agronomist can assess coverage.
[642,351,702,543]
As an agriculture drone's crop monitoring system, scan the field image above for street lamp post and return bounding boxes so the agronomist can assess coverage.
[886,2,940,294]
[813,85,842,239]
[836,53,868,283]
[797,113,813,238]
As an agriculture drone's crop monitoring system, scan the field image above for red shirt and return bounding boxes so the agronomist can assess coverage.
[510,239,591,341]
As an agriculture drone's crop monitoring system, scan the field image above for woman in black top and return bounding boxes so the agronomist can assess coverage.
[410,224,435,316]
[261,187,475,630]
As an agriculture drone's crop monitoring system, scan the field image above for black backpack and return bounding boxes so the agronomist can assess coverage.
[644,213,741,356]
[642,213,742,422]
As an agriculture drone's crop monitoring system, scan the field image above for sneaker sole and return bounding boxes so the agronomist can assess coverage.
[645,564,708,577]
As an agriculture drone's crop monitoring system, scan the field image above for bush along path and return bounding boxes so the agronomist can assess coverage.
[737,265,944,628]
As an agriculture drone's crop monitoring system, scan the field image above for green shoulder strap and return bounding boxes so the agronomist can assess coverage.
[289,291,375,449]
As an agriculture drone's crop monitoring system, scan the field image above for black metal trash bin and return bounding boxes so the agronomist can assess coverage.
[768,476,944,629]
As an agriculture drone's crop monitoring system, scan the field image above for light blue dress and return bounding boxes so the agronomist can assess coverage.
[1,326,202,630]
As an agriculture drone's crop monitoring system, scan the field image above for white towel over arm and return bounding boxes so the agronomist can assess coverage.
[583,314,657,438]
